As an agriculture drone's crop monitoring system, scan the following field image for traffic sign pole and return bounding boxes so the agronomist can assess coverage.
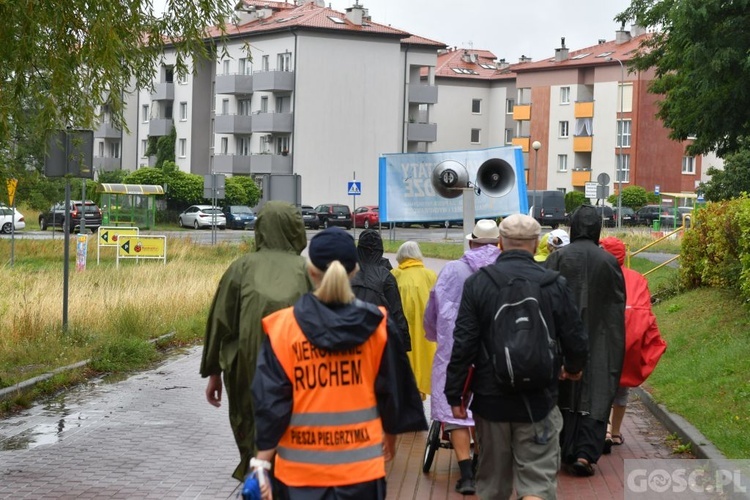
[347,175,362,239]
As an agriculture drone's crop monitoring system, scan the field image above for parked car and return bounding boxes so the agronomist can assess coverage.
[613,206,637,226]
[527,190,568,228]
[300,205,319,229]
[314,203,352,229]
[222,205,256,230]
[353,205,380,229]
[634,205,667,226]
[661,206,694,228]
[39,200,102,232]
[0,206,25,233]
[178,205,226,229]
[594,206,616,228]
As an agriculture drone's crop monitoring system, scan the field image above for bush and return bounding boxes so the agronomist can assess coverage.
[565,191,587,214]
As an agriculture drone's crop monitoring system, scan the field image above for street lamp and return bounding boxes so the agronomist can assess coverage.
[531,140,542,219]
[607,56,625,229]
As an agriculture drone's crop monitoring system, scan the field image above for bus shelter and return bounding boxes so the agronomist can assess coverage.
[97,183,164,229]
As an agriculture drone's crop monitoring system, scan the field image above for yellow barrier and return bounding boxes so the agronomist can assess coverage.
[628,214,691,277]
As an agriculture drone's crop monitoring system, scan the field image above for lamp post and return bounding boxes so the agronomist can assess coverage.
[532,140,542,219]
[608,56,625,229]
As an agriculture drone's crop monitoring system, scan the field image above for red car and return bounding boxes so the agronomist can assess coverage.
[353,205,379,229]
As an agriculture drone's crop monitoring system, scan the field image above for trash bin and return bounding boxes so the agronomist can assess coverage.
[652,220,661,231]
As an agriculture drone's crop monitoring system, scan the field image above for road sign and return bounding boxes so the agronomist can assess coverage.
[585,181,598,199]
[655,184,660,195]
[6,178,17,206]
[597,172,611,186]
[116,235,167,268]
[347,181,361,196]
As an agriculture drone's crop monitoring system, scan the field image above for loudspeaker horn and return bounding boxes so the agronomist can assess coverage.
[431,160,469,199]
[475,158,516,198]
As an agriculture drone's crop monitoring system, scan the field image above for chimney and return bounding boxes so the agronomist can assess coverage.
[345,2,364,25]
[630,23,647,37]
[519,55,532,63]
[616,22,632,44]
[497,58,510,70]
[461,50,472,63]
[598,39,606,44]
[555,37,569,62]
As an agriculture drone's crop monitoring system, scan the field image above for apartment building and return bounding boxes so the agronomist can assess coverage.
[103,0,443,207]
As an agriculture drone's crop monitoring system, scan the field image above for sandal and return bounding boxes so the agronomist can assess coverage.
[603,432,613,455]
[611,434,624,446]
[570,459,595,477]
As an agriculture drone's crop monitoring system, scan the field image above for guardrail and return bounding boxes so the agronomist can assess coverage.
[629,214,691,276]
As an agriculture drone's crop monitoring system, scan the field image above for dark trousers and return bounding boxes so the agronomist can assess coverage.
[559,410,608,464]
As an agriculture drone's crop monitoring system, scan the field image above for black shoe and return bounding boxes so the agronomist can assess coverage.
[455,477,476,495]
[570,459,595,477]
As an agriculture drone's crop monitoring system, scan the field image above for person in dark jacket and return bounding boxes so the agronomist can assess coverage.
[545,204,626,477]
[251,227,427,500]
[351,229,411,351]
[445,214,588,500]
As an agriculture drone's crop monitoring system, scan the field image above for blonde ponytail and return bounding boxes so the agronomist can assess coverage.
[310,260,357,304]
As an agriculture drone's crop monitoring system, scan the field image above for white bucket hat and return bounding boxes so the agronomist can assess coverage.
[465,219,500,244]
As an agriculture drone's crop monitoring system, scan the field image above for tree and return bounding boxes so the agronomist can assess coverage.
[617,0,750,156]
[607,185,649,209]
[699,150,750,201]
[0,0,232,175]
[565,191,587,214]
[232,176,262,207]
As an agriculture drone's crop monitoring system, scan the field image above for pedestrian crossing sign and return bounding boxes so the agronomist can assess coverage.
[347,181,361,196]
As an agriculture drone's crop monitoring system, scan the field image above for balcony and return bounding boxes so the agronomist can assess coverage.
[573,136,593,152]
[94,122,121,139]
[215,74,254,95]
[407,122,437,142]
[93,157,122,172]
[575,101,594,118]
[213,154,253,174]
[215,114,253,135]
[408,84,438,104]
[251,112,293,133]
[213,154,293,175]
[149,118,173,137]
[512,104,531,121]
[572,169,591,187]
[253,70,294,92]
[512,137,530,152]
[151,82,174,101]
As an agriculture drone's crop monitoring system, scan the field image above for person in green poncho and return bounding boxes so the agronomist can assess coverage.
[200,201,312,481]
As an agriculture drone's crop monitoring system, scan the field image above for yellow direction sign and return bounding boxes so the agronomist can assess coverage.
[116,235,167,267]
[6,178,17,206]
[98,227,139,247]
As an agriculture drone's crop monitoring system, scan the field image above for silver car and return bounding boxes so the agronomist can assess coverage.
[178,205,227,229]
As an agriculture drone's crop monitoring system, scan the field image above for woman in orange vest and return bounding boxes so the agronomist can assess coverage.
[251,227,427,499]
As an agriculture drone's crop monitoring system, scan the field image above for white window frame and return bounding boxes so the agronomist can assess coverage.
[504,128,513,145]
[617,119,632,148]
[109,141,120,159]
[141,139,147,158]
[506,98,514,114]
[261,55,269,71]
[222,60,230,75]
[238,137,250,156]
[142,104,149,123]
[559,121,569,138]
[617,154,631,183]
[220,137,228,155]
[277,52,292,71]
[98,142,104,158]
[560,86,570,104]
[470,128,481,144]
[239,58,250,75]
[557,154,568,172]
[682,156,695,174]
[260,96,268,113]
[221,99,229,115]
[177,71,188,84]
[179,102,188,121]
[471,99,482,114]
[178,138,187,158]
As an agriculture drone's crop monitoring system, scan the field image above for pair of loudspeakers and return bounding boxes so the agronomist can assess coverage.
[431,158,516,199]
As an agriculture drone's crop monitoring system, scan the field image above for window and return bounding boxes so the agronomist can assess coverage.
[557,154,568,172]
[178,72,188,84]
[239,58,249,75]
[617,120,631,147]
[260,96,268,113]
[109,142,120,159]
[142,104,150,123]
[220,137,228,155]
[506,98,514,114]
[470,128,481,144]
[559,121,569,138]
[277,52,292,71]
[98,142,104,158]
[238,137,250,156]
[617,154,631,182]
[560,87,570,104]
[682,156,695,174]
[221,99,229,115]
[238,99,251,116]
[179,102,188,121]
[261,55,269,71]
[260,134,271,153]
[276,136,290,154]
[504,128,513,145]
[222,60,230,75]
[179,138,187,158]
[471,99,481,114]
[164,65,174,83]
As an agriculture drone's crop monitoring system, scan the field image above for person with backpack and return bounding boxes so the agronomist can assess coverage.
[423,219,502,495]
[351,229,411,351]
[445,214,588,500]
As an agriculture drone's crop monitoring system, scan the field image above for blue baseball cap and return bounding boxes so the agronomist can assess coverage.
[308,227,358,273]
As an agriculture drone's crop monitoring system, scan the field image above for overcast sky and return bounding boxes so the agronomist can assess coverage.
[327,0,634,62]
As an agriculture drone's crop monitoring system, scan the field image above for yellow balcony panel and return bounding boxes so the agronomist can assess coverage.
[572,169,592,187]
[512,137,530,152]
[575,101,594,118]
[513,104,531,121]
[573,136,593,152]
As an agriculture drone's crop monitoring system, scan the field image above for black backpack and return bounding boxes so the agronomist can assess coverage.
[480,266,560,392]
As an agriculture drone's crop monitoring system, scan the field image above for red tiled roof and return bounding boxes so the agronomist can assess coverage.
[400,33,446,49]
[427,48,521,81]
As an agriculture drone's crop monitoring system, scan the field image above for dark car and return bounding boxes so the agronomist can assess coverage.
[527,190,568,229]
[634,205,665,226]
[314,203,352,229]
[595,206,615,228]
[613,206,637,226]
[222,205,256,230]
[300,205,319,229]
[39,200,103,232]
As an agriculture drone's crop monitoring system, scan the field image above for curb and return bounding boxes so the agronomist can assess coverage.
[633,386,726,460]
[0,332,176,402]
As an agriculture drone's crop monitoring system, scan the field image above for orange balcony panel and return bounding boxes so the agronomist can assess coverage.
[513,104,531,121]
[573,136,593,152]
[512,137,530,152]
[575,101,594,118]
[572,169,591,187]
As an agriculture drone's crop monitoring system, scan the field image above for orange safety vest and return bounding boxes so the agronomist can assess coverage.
[262,306,388,487]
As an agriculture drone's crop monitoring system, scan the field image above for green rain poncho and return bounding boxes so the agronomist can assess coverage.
[200,201,311,480]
